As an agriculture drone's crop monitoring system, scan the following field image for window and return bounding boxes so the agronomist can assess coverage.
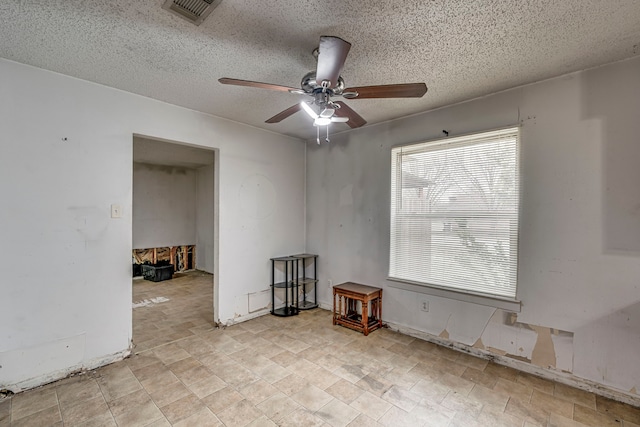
[389,127,520,299]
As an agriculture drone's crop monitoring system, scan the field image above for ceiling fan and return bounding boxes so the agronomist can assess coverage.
[219,36,428,143]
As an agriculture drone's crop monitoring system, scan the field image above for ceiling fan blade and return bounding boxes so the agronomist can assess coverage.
[315,36,351,89]
[265,104,302,123]
[334,101,367,128]
[219,77,298,93]
[343,83,428,99]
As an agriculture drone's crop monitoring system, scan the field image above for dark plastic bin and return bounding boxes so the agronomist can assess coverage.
[142,264,174,282]
[133,263,143,277]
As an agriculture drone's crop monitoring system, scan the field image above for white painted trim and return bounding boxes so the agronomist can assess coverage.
[9,347,132,393]
[385,320,640,408]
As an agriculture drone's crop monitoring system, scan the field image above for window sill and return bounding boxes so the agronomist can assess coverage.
[387,278,521,312]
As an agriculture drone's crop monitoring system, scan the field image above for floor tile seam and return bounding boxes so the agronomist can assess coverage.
[574,402,628,423]
[96,372,146,410]
[0,398,10,424]
[467,384,511,412]
[10,401,62,425]
[96,404,121,427]
[350,395,393,421]
[116,399,164,427]
[595,404,640,422]
[9,393,60,423]
[59,392,109,425]
[552,386,598,403]
[133,333,197,355]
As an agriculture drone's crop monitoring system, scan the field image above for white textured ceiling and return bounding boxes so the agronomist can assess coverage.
[1,1,639,140]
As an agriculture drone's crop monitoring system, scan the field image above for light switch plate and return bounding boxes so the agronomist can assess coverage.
[111,204,122,218]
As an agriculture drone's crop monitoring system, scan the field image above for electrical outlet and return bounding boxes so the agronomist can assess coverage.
[420,300,429,312]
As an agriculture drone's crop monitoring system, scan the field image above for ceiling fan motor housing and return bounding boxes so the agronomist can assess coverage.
[301,71,345,95]
[218,35,427,130]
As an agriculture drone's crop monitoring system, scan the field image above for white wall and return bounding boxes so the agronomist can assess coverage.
[0,58,305,391]
[306,56,640,398]
[132,162,196,249]
[196,163,215,273]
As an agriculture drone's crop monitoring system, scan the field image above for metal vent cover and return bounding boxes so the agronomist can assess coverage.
[162,0,221,26]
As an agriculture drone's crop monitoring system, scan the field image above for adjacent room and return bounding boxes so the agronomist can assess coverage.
[132,137,215,351]
[1,1,640,426]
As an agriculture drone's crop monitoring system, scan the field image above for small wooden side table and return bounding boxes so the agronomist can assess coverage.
[332,282,383,336]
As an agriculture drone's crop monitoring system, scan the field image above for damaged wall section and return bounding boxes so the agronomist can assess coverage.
[132,245,196,272]
[305,56,640,399]
[479,310,574,372]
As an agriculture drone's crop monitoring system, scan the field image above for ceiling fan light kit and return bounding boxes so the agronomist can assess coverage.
[219,36,428,144]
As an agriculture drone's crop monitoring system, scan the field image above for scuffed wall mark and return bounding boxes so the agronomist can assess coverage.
[239,174,276,221]
[520,114,537,125]
[339,184,354,206]
[472,338,485,350]
[248,289,271,313]
[531,325,557,368]
[248,303,270,313]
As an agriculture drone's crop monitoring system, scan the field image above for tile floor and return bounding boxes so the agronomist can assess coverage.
[2,271,640,426]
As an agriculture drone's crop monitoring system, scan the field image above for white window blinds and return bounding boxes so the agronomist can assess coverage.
[389,127,520,299]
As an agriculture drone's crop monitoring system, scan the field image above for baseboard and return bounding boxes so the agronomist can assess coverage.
[385,320,640,408]
[218,308,271,327]
[318,301,332,311]
[8,346,132,394]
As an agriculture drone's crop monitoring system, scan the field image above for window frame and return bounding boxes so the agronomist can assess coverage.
[387,126,522,311]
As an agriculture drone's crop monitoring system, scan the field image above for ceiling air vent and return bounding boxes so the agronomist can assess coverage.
[162,0,221,26]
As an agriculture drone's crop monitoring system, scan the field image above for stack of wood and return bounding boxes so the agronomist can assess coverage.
[132,245,195,272]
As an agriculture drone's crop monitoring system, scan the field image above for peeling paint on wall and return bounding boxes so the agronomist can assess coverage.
[439,329,450,339]
[487,347,507,356]
[472,338,485,350]
[531,325,557,368]
[506,353,531,363]
[479,310,574,372]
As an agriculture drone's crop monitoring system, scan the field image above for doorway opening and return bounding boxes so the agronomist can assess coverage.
[131,135,217,352]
